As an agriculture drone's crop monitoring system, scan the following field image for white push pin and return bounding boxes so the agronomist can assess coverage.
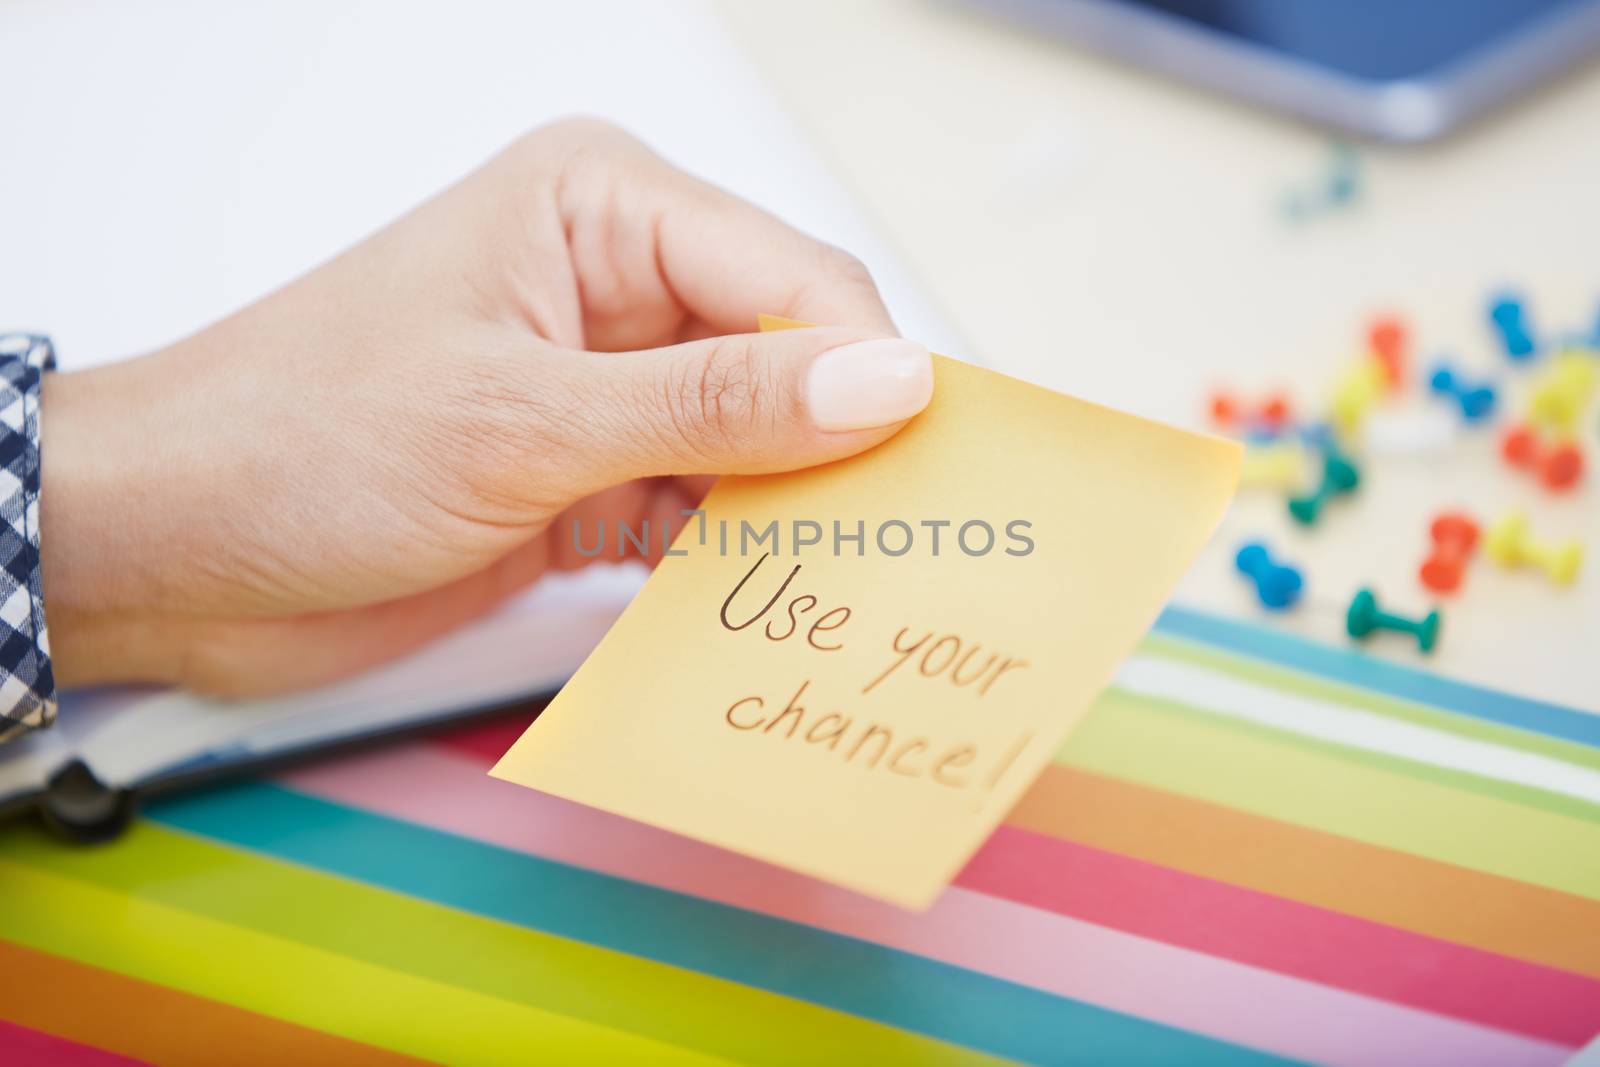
[1362,405,1460,456]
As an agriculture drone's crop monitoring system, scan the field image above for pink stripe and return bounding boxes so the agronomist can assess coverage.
[435,719,1600,1045]
[0,1019,147,1066]
[280,744,1574,1067]
[964,826,1600,1046]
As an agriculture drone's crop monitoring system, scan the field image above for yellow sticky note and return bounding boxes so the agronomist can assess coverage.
[492,320,1239,908]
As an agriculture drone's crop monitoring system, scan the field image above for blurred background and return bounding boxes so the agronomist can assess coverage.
[3,0,1596,706]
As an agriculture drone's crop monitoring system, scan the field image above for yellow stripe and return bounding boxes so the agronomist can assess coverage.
[0,859,736,1067]
[4,819,1002,1067]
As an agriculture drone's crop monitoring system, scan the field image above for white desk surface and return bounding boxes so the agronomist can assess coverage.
[721,0,1599,711]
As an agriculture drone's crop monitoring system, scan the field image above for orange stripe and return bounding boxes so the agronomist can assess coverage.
[1008,765,1600,979]
[0,939,431,1067]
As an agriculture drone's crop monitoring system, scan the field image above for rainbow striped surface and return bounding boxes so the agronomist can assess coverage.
[0,607,1596,1066]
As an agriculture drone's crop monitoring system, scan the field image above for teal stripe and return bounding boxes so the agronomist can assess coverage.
[146,782,1299,1067]
[1155,605,1600,747]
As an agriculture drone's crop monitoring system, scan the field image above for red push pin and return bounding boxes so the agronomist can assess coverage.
[1368,314,1408,391]
[1419,512,1480,594]
[1211,390,1293,433]
[1501,423,1584,490]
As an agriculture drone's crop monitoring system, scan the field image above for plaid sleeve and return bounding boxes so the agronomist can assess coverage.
[0,334,56,744]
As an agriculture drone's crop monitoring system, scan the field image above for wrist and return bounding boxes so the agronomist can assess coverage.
[40,361,184,687]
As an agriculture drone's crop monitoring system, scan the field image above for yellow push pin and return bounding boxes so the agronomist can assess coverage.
[1238,442,1307,489]
[1329,359,1385,436]
[1484,510,1583,586]
[1528,352,1597,434]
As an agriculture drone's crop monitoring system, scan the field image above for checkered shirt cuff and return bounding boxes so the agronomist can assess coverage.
[0,334,56,744]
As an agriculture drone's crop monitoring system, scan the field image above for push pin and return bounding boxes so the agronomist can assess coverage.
[1238,442,1307,489]
[1484,511,1582,586]
[1346,588,1440,653]
[1428,362,1496,423]
[1501,424,1583,490]
[1528,352,1596,434]
[1367,314,1408,390]
[1288,445,1360,525]
[1296,421,1337,452]
[1211,390,1293,434]
[1419,512,1480,594]
[1363,406,1458,455]
[1235,541,1303,610]
[1283,141,1360,222]
[1329,360,1385,435]
[1489,292,1537,362]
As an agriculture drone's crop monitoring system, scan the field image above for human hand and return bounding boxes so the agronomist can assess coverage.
[41,119,933,695]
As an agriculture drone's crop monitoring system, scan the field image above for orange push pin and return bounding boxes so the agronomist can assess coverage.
[1419,512,1480,594]
[1367,314,1408,391]
[1211,390,1293,433]
[1501,423,1584,490]
[1484,511,1582,586]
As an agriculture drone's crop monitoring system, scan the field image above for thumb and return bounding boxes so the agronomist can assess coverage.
[565,326,934,487]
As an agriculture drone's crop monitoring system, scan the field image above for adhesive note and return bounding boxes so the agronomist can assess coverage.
[491,318,1240,908]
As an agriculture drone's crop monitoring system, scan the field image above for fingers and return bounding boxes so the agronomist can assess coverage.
[651,190,897,336]
[540,325,934,493]
[174,546,556,696]
[529,118,897,351]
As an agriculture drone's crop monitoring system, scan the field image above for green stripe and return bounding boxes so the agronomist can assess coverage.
[1138,632,1600,772]
[1,821,1005,1067]
[1060,688,1600,900]
[1096,684,1600,826]
[0,854,729,1066]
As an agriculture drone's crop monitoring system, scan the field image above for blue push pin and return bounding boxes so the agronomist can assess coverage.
[1296,420,1336,452]
[1235,541,1304,610]
[1489,292,1537,362]
[1428,362,1497,422]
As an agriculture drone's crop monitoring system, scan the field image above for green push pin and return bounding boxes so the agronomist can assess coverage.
[1288,447,1360,525]
[1346,588,1440,653]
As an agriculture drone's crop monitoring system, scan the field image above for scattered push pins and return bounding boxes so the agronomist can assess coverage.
[1235,541,1304,610]
[1484,511,1582,586]
[1367,314,1408,390]
[1428,362,1496,423]
[1501,424,1583,490]
[1212,287,1593,657]
[1346,588,1441,653]
[1211,389,1294,435]
[1489,292,1537,362]
[1288,444,1360,525]
[1419,512,1480,594]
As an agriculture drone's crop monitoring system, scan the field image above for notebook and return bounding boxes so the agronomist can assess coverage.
[0,566,647,831]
